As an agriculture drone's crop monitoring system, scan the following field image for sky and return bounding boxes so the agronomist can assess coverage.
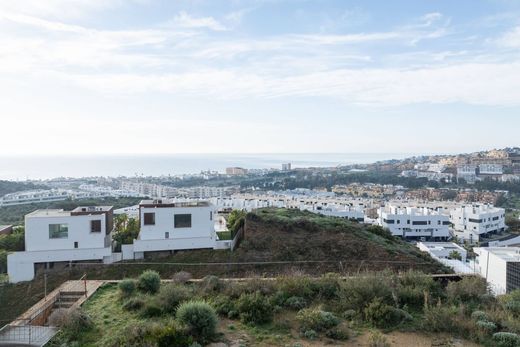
[1,0,520,155]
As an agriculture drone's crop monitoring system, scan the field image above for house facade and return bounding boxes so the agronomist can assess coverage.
[378,205,450,240]
[132,199,217,256]
[7,206,114,283]
[474,247,520,295]
[450,204,506,243]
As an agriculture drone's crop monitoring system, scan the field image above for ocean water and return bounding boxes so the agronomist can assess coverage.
[0,153,417,180]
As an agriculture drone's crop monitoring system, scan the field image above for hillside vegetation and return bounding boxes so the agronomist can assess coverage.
[47,271,520,347]
[0,180,47,197]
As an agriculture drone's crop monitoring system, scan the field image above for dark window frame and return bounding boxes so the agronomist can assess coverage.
[90,220,102,233]
[144,212,156,225]
[174,214,192,228]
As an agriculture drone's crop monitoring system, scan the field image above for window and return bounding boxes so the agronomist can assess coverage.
[174,214,192,228]
[74,241,78,248]
[91,220,102,233]
[165,232,169,239]
[210,211,213,221]
[144,212,155,225]
[412,221,428,225]
[383,219,395,224]
[469,218,483,223]
[49,224,68,239]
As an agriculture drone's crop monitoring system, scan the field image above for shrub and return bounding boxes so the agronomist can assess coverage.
[157,284,192,314]
[397,271,440,310]
[363,298,409,329]
[368,331,390,347]
[270,290,289,307]
[155,323,195,347]
[48,308,93,335]
[471,310,488,322]
[337,273,394,312]
[138,270,161,294]
[285,296,307,310]
[212,295,238,319]
[236,291,273,324]
[296,308,340,332]
[500,290,520,316]
[422,304,458,333]
[141,301,163,317]
[303,329,318,340]
[200,275,222,294]
[476,320,497,334]
[118,279,137,298]
[325,327,349,340]
[172,271,192,284]
[122,297,146,311]
[342,309,357,320]
[176,300,218,343]
[446,276,488,304]
[492,332,520,347]
[315,273,341,300]
[277,275,317,300]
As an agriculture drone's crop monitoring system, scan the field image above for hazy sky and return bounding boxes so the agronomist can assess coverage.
[1,0,520,155]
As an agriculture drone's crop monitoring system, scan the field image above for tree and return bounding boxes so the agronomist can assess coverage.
[448,250,462,261]
[226,210,246,237]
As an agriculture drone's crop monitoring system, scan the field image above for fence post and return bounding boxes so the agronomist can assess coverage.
[84,274,87,297]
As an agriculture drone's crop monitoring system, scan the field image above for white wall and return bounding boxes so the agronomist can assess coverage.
[476,249,508,295]
[25,214,107,252]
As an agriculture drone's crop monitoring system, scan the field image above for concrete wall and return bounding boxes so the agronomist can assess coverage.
[25,214,107,252]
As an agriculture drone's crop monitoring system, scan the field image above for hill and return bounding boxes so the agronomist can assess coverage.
[234,208,449,274]
[0,180,47,197]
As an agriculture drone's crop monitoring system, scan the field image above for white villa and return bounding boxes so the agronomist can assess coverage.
[378,205,451,240]
[474,247,520,295]
[130,199,219,257]
[8,206,115,283]
[450,204,506,243]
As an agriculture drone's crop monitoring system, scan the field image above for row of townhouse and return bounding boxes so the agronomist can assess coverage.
[7,199,228,283]
[378,203,506,242]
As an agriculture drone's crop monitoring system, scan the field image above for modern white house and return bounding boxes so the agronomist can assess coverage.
[130,199,218,257]
[417,242,467,262]
[7,206,115,283]
[457,165,478,184]
[378,205,451,240]
[474,247,520,295]
[450,204,506,243]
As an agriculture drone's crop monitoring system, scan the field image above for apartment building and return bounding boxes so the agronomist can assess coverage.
[457,165,477,184]
[225,167,248,175]
[132,199,217,256]
[450,204,506,243]
[474,247,520,295]
[7,206,115,283]
[378,205,451,240]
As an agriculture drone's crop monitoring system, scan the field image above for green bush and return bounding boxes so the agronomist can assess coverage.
[141,301,163,318]
[296,308,340,332]
[236,291,273,324]
[325,327,349,340]
[500,290,520,316]
[303,329,318,340]
[157,284,192,314]
[492,332,520,347]
[342,309,357,320]
[277,275,318,299]
[200,275,222,294]
[446,276,488,304]
[315,273,341,300]
[337,273,394,312]
[138,270,161,294]
[155,323,195,347]
[476,320,497,334]
[471,310,488,322]
[118,279,137,298]
[48,308,93,336]
[285,296,307,310]
[122,297,146,311]
[397,271,440,310]
[212,295,238,319]
[422,304,458,333]
[176,300,218,343]
[363,298,409,329]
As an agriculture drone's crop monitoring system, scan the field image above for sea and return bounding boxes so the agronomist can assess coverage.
[0,153,420,181]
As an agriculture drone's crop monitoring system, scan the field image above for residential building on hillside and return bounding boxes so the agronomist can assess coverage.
[457,165,477,184]
[225,167,248,175]
[474,247,520,295]
[479,164,503,176]
[282,163,292,171]
[7,206,115,283]
[417,242,467,262]
[131,199,218,257]
[450,204,506,243]
[378,205,451,240]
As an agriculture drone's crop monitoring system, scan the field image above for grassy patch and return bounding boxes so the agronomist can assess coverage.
[217,231,232,240]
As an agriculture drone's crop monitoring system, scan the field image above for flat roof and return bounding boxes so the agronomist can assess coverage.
[27,206,113,218]
[139,199,210,208]
[71,206,113,213]
[477,247,520,262]
[26,209,70,217]
[418,242,465,251]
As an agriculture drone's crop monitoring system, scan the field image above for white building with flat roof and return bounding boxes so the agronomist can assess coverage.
[474,247,520,295]
[417,242,467,262]
[457,165,477,184]
[450,204,506,244]
[7,206,115,283]
[132,199,218,256]
[378,205,450,240]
